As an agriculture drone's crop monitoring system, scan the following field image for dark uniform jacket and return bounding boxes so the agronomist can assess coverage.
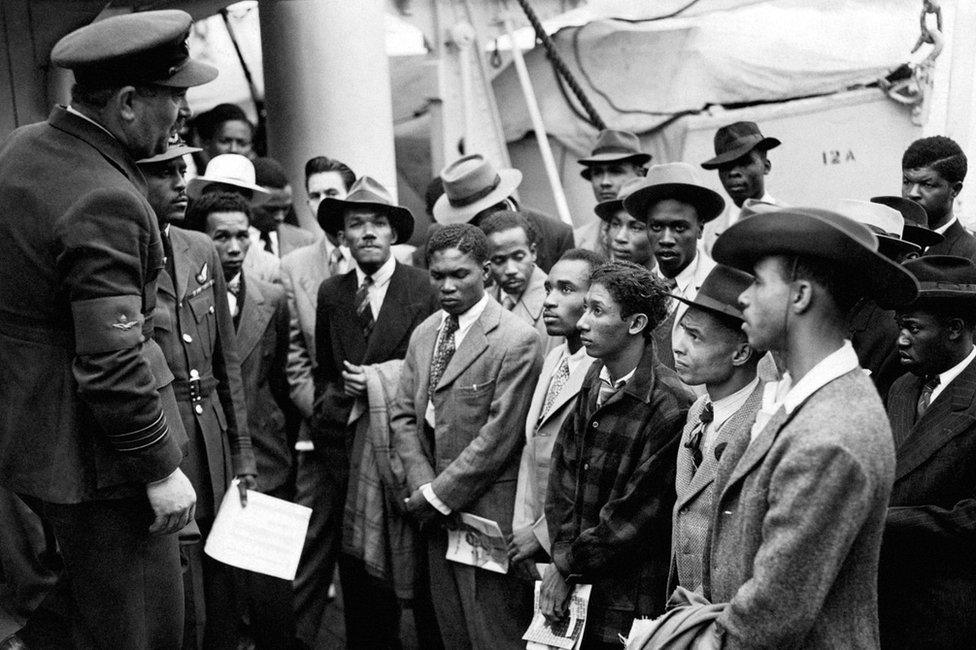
[880,356,976,649]
[154,226,255,518]
[311,262,440,469]
[546,342,691,644]
[924,218,976,262]
[236,274,294,494]
[0,106,185,502]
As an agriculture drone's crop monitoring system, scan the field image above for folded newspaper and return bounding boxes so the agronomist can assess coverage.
[445,512,509,574]
[522,564,592,650]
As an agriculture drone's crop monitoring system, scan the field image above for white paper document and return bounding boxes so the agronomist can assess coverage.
[445,512,509,574]
[523,566,592,650]
[204,480,312,580]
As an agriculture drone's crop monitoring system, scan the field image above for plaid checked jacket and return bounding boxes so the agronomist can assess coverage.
[546,342,692,644]
[880,355,976,648]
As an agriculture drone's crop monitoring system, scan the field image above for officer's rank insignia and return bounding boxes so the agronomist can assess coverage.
[196,262,209,284]
[112,314,139,331]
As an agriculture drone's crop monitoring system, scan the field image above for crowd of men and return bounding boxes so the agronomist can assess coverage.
[0,9,974,650]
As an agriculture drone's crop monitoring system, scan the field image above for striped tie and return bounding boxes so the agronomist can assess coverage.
[356,275,374,338]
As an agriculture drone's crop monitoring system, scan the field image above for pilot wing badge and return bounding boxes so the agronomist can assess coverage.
[112,314,139,331]
[196,262,209,285]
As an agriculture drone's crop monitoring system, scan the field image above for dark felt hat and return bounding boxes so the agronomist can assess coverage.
[673,264,754,322]
[51,10,217,89]
[870,195,944,248]
[137,133,200,165]
[623,163,725,224]
[319,176,414,242]
[712,206,919,309]
[594,176,650,222]
[579,130,652,178]
[701,121,781,170]
[902,255,976,306]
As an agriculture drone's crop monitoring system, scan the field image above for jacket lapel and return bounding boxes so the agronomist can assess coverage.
[335,272,368,364]
[895,357,976,481]
[364,263,415,361]
[170,230,193,301]
[236,278,273,360]
[536,354,593,429]
[675,398,707,497]
[434,300,498,390]
[888,374,922,449]
[524,347,561,436]
[721,405,790,496]
[516,266,547,323]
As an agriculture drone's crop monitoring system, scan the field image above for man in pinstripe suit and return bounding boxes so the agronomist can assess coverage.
[668,265,763,594]
[881,255,976,649]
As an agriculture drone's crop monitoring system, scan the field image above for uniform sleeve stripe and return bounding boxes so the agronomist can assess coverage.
[108,411,169,451]
[115,426,169,452]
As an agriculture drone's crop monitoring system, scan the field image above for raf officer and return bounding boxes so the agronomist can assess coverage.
[139,139,257,649]
[0,11,214,648]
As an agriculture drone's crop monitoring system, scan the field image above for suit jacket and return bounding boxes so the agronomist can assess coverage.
[0,106,185,502]
[546,342,692,643]
[391,298,542,533]
[848,298,904,400]
[237,275,293,494]
[277,222,318,257]
[653,252,716,371]
[670,384,763,595]
[491,265,556,355]
[924,218,976,262]
[522,208,575,274]
[880,358,976,648]
[512,344,595,549]
[704,369,895,649]
[242,246,281,284]
[312,262,440,467]
[280,239,337,422]
[154,227,255,519]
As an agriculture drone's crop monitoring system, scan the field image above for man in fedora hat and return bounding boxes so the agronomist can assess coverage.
[251,156,317,259]
[872,195,944,253]
[623,162,724,371]
[0,9,215,646]
[880,255,976,649]
[697,206,918,647]
[669,264,763,595]
[594,176,655,270]
[391,223,542,649]
[576,129,651,255]
[700,121,783,255]
[434,154,574,273]
[836,200,918,399]
[313,176,440,647]
[901,135,976,262]
[541,261,690,649]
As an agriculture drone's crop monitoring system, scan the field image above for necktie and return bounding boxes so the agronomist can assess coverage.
[915,375,940,421]
[596,376,624,408]
[684,401,713,469]
[428,315,460,395]
[328,247,344,276]
[260,230,275,254]
[227,277,241,318]
[539,357,571,423]
[356,275,374,338]
[161,230,176,283]
[502,294,517,311]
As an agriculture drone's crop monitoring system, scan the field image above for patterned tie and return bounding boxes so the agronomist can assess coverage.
[915,375,940,421]
[502,294,517,311]
[428,315,460,395]
[328,247,344,276]
[227,276,241,318]
[596,375,625,408]
[539,357,571,423]
[684,401,714,469]
[356,275,374,338]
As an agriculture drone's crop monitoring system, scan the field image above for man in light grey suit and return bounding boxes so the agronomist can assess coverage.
[682,207,919,647]
[508,249,603,575]
[392,223,543,649]
[668,265,762,594]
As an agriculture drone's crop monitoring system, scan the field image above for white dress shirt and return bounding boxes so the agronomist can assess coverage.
[929,345,976,405]
[226,272,242,318]
[934,215,958,236]
[249,226,279,257]
[354,255,396,318]
[421,293,492,515]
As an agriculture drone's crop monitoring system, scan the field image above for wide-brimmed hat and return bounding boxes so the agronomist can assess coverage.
[712,206,919,309]
[137,133,201,165]
[870,195,943,248]
[433,155,522,225]
[833,199,921,260]
[594,176,651,222]
[901,256,976,307]
[187,154,269,205]
[673,264,754,322]
[701,121,781,170]
[623,162,726,224]
[51,10,218,89]
[578,130,652,178]
[318,175,414,242]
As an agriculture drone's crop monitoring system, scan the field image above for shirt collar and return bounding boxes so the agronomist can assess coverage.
[936,344,976,394]
[441,293,491,331]
[710,377,760,427]
[228,272,242,291]
[355,254,396,287]
[934,215,957,235]
[782,340,859,414]
[599,363,637,389]
[66,105,116,140]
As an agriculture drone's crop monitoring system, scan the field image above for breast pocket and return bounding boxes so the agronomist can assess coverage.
[454,379,496,439]
[185,290,216,359]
